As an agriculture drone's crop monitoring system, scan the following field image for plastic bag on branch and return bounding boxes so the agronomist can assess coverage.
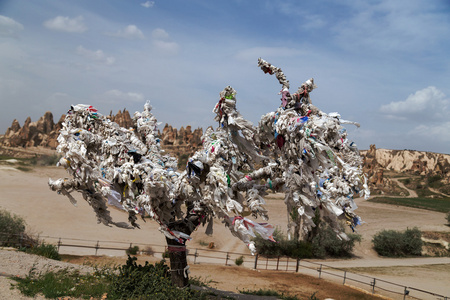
[49,102,182,237]
[177,86,279,253]
[256,58,369,240]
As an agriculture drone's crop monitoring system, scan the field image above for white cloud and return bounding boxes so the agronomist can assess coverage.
[76,46,115,65]
[141,1,155,8]
[380,86,448,121]
[151,28,169,40]
[151,28,179,55]
[43,16,87,33]
[412,122,450,143]
[103,90,145,103]
[0,15,24,38]
[108,25,145,40]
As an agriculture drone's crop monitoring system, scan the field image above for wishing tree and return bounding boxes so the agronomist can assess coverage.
[49,59,369,287]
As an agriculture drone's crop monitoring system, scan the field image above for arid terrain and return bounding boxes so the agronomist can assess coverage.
[0,162,449,299]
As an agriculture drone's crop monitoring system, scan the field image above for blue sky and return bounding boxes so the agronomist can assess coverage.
[0,0,449,153]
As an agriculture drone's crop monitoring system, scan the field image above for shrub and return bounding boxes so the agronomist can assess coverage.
[0,209,26,247]
[235,255,244,266]
[108,256,194,299]
[126,245,140,255]
[253,224,358,259]
[311,225,361,258]
[427,175,443,188]
[253,228,314,259]
[22,242,61,261]
[372,227,423,257]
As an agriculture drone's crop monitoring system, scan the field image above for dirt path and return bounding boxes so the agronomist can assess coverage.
[391,178,417,198]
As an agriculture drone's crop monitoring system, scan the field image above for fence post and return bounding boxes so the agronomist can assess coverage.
[403,287,409,300]
[286,257,289,271]
[95,240,100,256]
[276,256,280,270]
[371,278,376,294]
[194,249,198,264]
[57,238,62,252]
[296,258,300,273]
[265,257,268,270]
[225,252,229,266]
[318,264,322,278]
[253,254,258,270]
[343,271,346,285]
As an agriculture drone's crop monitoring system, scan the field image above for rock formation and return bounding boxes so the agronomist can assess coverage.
[160,123,203,157]
[361,144,450,195]
[1,111,204,162]
[108,109,133,129]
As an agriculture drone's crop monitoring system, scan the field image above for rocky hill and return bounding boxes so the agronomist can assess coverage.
[362,144,450,195]
[0,111,203,160]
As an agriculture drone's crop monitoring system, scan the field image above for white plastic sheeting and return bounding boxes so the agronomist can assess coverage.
[48,58,369,254]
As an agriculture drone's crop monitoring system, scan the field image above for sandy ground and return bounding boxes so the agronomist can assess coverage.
[0,165,449,299]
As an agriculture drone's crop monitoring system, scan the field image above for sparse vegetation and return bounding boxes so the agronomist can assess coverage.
[11,255,214,299]
[21,242,61,261]
[0,208,27,247]
[372,227,422,257]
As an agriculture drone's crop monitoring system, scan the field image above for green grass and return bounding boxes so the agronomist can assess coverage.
[369,197,450,213]
[11,268,110,299]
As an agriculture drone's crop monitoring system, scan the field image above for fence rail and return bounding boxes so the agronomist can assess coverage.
[1,232,448,300]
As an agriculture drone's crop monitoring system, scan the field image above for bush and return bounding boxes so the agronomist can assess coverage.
[427,175,443,188]
[253,224,359,259]
[235,255,244,266]
[372,227,423,257]
[311,225,361,259]
[22,242,61,261]
[108,256,194,299]
[126,245,140,255]
[0,209,26,247]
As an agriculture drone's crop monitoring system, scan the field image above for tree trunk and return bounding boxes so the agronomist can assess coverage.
[165,213,200,288]
[166,237,189,288]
